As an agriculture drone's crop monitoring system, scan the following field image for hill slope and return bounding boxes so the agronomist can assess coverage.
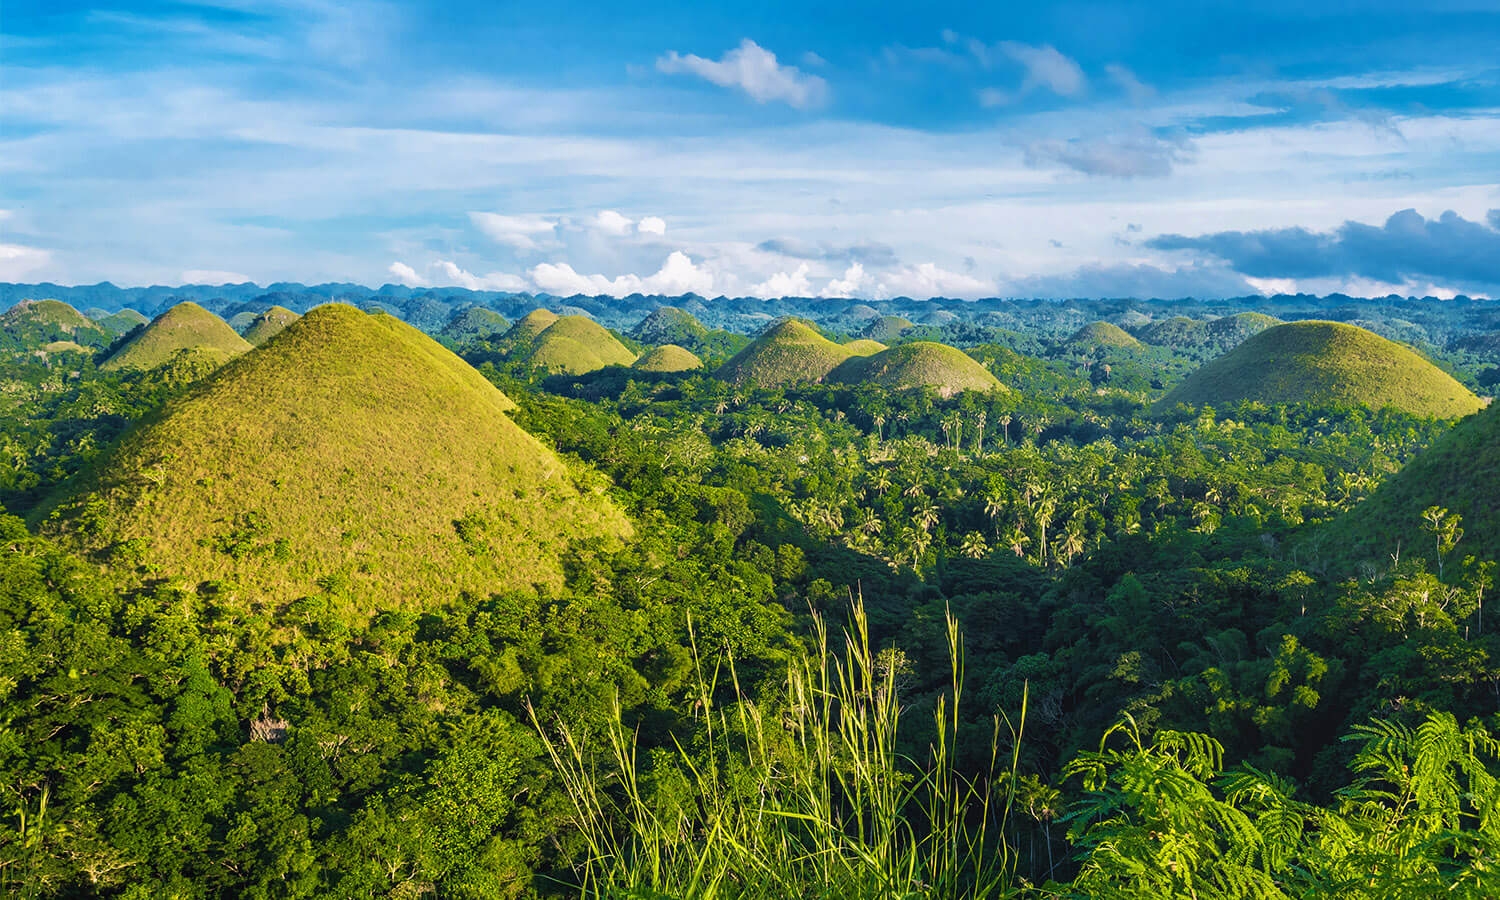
[828,341,1005,397]
[1069,321,1144,351]
[100,302,252,371]
[633,344,703,372]
[38,304,631,616]
[1323,403,1500,568]
[861,316,915,343]
[1159,321,1482,418]
[95,309,151,337]
[1,299,112,349]
[522,316,637,374]
[632,307,708,345]
[441,306,510,342]
[717,319,879,388]
[505,309,561,345]
[242,306,301,346]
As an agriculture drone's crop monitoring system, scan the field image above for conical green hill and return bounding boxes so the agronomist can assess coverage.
[242,306,301,346]
[37,304,632,617]
[1158,321,1482,418]
[842,339,888,356]
[633,344,703,372]
[96,309,150,337]
[1322,402,1500,568]
[505,308,561,345]
[1068,321,1144,350]
[1140,316,1208,347]
[1206,312,1281,345]
[716,318,863,388]
[632,307,708,345]
[1,299,112,349]
[861,315,915,343]
[828,341,1005,397]
[441,306,510,341]
[100,302,252,371]
[522,316,636,374]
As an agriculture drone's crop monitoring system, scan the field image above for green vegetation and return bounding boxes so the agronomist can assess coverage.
[1160,321,1483,418]
[506,307,561,345]
[94,308,151,336]
[240,305,300,346]
[1,299,112,350]
[842,337,889,356]
[1206,311,1281,346]
[829,340,1005,397]
[99,301,253,372]
[441,305,510,342]
[1068,321,1144,351]
[632,343,703,372]
[1139,315,1208,347]
[40,304,631,616]
[631,306,749,364]
[717,318,879,388]
[862,315,916,343]
[520,315,637,374]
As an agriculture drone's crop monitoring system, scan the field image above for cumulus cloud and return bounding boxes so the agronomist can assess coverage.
[1148,208,1500,289]
[469,212,559,251]
[820,262,867,298]
[431,260,528,291]
[968,40,1085,101]
[637,215,667,236]
[1025,131,1193,177]
[388,261,423,286]
[750,263,813,298]
[657,39,828,108]
[875,263,992,299]
[1105,63,1154,103]
[0,244,51,280]
[180,268,251,284]
[529,251,713,297]
[594,209,634,236]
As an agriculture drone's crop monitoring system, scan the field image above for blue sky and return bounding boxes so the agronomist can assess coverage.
[4,0,1500,299]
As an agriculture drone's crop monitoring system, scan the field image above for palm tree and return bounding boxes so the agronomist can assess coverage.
[912,498,940,533]
[984,489,1007,538]
[872,412,886,443]
[972,411,987,456]
[1000,413,1012,445]
[959,531,989,559]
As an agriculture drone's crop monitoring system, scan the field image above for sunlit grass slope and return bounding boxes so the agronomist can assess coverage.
[1207,311,1281,346]
[100,301,252,371]
[522,315,637,373]
[828,341,1006,397]
[632,306,708,345]
[860,315,915,343]
[1324,401,1498,567]
[505,308,561,345]
[716,318,879,388]
[39,304,631,617]
[1068,321,1144,350]
[1159,321,1482,417]
[241,305,301,346]
[95,308,151,337]
[1,299,112,349]
[632,344,703,372]
[441,306,510,341]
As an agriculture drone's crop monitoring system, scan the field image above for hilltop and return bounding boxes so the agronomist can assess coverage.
[1206,311,1281,347]
[505,308,561,346]
[861,316,915,343]
[633,344,703,372]
[716,318,881,388]
[241,306,301,346]
[520,315,637,374]
[632,307,708,345]
[1139,316,1208,348]
[88,307,151,337]
[441,306,510,342]
[1322,401,1499,569]
[828,341,1005,397]
[1159,321,1482,418]
[1,299,112,349]
[100,302,252,371]
[1068,321,1144,351]
[38,304,631,616]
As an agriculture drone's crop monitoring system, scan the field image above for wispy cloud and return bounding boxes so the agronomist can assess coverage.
[657,39,829,108]
[1025,131,1194,178]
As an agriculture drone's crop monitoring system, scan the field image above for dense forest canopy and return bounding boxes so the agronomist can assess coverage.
[0,287,1497,898]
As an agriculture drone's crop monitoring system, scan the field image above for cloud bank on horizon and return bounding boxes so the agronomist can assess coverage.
[3,0,1500,300]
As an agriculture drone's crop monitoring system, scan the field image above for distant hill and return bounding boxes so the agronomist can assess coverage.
[1139,316,1208,347]
[843,339,889,356]
[37,304,631,616]
[520,315,637,374]
[633,344,703,372]
[100,302,252,371]
[861,316,915,343]
[1159,321,1482,418]
[505,309,561,346]
[242,306,301,346]
[1322,402,1499,570]
[1068,321,1144,351]
[828,341,1005,397]
[441,306,510,342]
[1206,312,1281,348]
[98,309,150,336]
[1,299,112,349]
[716,318,881,388]
[632,307,708,345]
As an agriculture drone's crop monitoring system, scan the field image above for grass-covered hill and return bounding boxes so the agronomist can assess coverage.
[717,318,882,388]
[843,338,889,356]
[633,344,703,372]
[1159,321,1483,418]
[99,301,253,371]
[241,305,301,346]
[92,308,151,337]
[1,299,112,349]
[827,341,1005,397]
[1139,316,1209,348]
[37,304,632,616]
[1206,311,1281,347]
[1068,321,1144,351]
[506,308,561,346]
[1322,401,1499,569]
[861,315,916,343]
[521,315,638,374]
[441,306,510,342]
[632,306,708,345]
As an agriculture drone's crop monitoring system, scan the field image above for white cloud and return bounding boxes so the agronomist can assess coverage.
[637,215,667,236]
[1105,64,1154,104]
[181,268,251,284]
[875,263,992,299]
[0,244,51,280]
[431,260,527,291]
[820,262,867,298]
[992,41,1086,97]
[529,251,713,297]
[657,39,828,108]
[750,263,813,298]
[594,209,634,236]
[388,261,423,286]
[469,212,559,251]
